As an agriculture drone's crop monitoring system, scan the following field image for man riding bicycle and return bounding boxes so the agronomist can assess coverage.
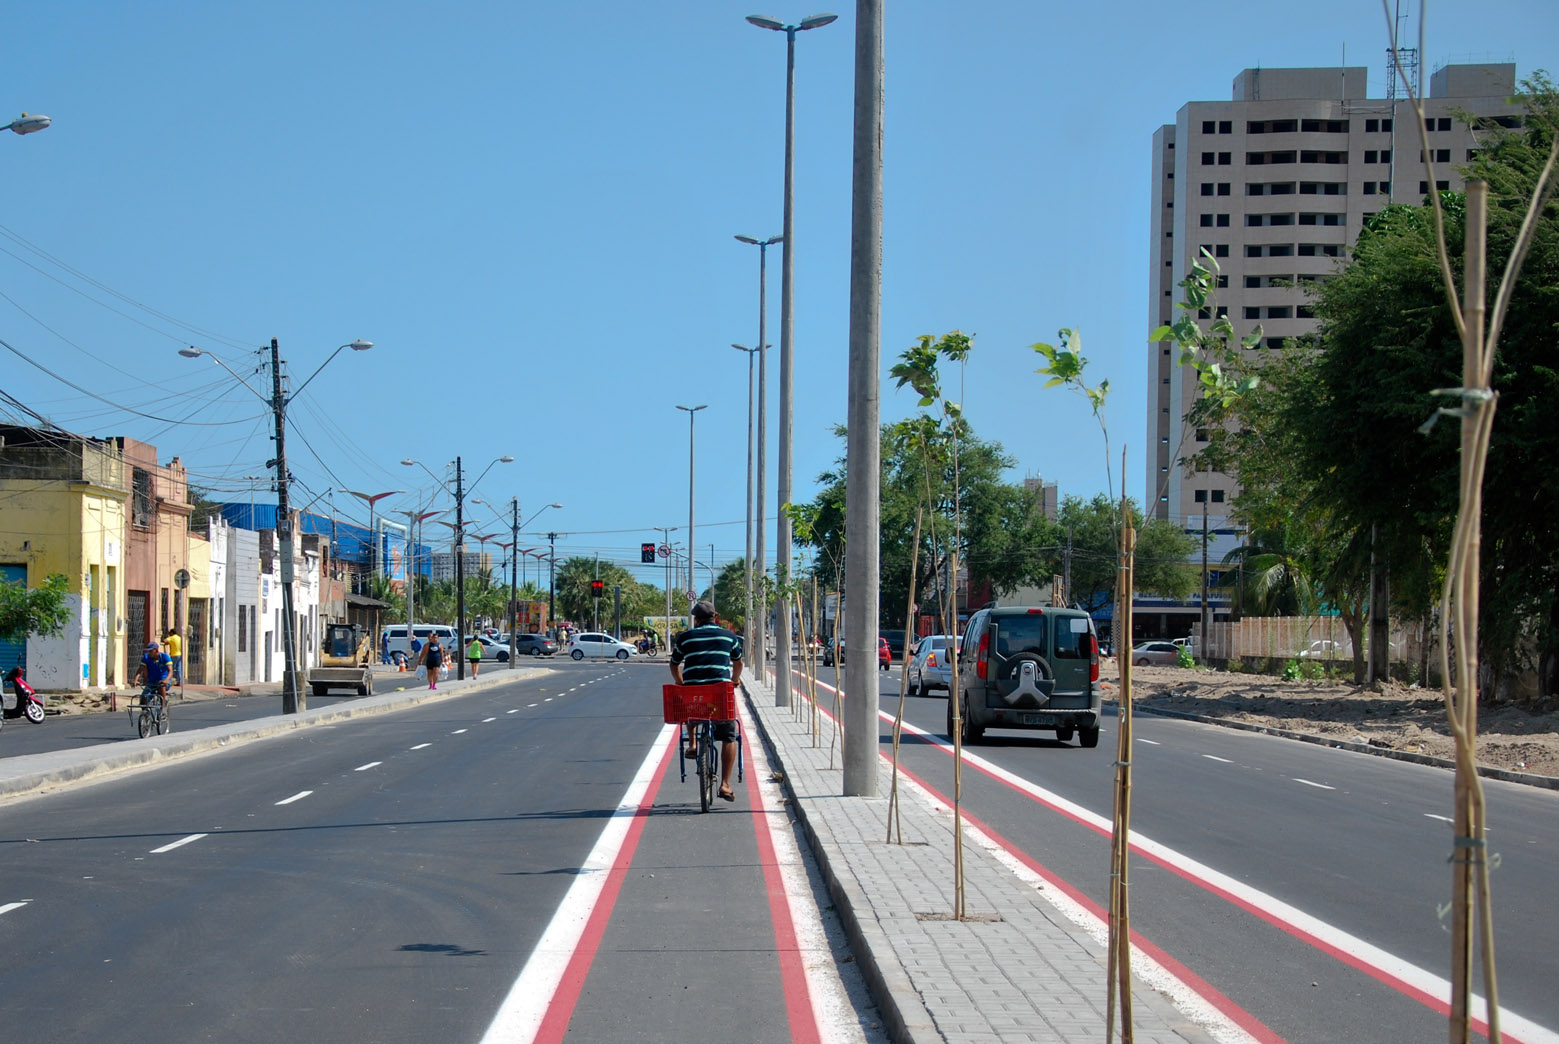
[133,641,172,705]
[669,601,744,803]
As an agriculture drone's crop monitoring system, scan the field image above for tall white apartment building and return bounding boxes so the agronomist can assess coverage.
[1147,61,1524,564]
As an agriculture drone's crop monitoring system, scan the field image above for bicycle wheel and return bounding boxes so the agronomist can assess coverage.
[698,724,717,813]
[138,706,153,738]
[156,699,170,735]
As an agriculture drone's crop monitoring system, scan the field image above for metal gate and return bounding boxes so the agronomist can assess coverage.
[187,598,207,685]
[0,564,26,675]
[127,590,150,678]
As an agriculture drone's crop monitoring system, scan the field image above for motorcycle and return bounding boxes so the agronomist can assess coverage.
[2,666,46,725]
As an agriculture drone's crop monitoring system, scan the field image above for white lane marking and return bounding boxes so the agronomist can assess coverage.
[275,791,313,806]
[544,698,554,702]
[479,722,676,1044]
[354,761,382,772]
[1425,813,1455,824]
[1139,738,1162,746]
[410,743,431,750]
[0,901,33,916]
[745,705,871,1043]
[527,703,538,708]
[508,708,521,714]
[452,729,469,735]
[1293,778,1335,790]
[150,833,208,854]
[483,717,498,723]
[1201,754,1233,763]
[887,712,1556,1043]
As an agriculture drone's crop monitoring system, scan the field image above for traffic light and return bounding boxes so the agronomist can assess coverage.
[641,542,656,564]
[590,579,605,598]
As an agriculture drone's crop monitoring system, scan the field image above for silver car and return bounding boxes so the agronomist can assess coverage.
[1131,641,1181,667]
[906,634,958,696]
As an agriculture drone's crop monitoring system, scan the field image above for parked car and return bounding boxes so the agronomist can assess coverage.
[512,633,558,657]
[950,606,1102,747]
[470,635,511,663]
[876,636,891,670]
[568,632,637,660]
[1132,641,1182,667]
[907,634,958,696]
[881,629,907,662]
[1299,639,1349,659]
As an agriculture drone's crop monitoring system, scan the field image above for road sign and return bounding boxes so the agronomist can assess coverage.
[658,543,671,558]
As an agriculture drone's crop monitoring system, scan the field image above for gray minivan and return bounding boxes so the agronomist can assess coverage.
[949,605,1102,747]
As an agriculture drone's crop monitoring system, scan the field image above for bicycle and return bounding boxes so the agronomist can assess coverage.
[663,682,743,813]
[131,683,171,738]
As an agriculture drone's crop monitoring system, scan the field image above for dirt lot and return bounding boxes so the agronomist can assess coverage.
[1102,660,1559,780]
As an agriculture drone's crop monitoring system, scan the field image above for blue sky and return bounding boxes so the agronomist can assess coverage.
[3,1,1554,589]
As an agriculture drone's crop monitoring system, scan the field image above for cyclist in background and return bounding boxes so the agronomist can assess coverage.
[669,601,744,802]
[134,641,172,705]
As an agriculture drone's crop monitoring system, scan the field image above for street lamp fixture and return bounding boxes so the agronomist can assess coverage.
[181,337,373,714]
[344,489,405,579]
[5,113,51,135]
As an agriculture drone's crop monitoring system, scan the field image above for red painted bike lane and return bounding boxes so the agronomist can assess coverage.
[527,719,823,1044]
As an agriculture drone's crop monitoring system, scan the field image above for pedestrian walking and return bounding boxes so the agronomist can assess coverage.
[419,635,443,690]
[466,635,482,678]
[163,629,183,686]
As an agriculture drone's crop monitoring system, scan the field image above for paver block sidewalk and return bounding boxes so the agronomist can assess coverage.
[740,677,1220,1044]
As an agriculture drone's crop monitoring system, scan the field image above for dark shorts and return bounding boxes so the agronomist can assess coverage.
[711,720,737,742]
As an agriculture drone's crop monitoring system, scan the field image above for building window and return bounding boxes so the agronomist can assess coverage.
[1266,336,1286,348]
[1212,490,1226,503]
[1366,118,1379,132]
[1202,120,1216,134]
[1243,306,1260,319]
[1437,117,1451,131]
[1419,180,1452,194]
[1219,120,1232,134]
[1216,305,1228,317]
[1217,275,1228,288]
[1202,151,1215,164]
[1296,305,1315,319]
[131,468,153,529]
[1363,181,1377,194]
[1194,490,1207,503]
[1299,150,1347,164]
[1299,213,1345,226]
[1201,182,1214,196]
[1219,152,1232,165]
[1268,244,1293,257]
[1300,182,1346,195]
[1364,150,1378,163]
[1245,245,1261,258]
[1200,214,1213,227]
[1214,214,1227,227]
[1245,275,1261,288]
[1217,182,1231,196]
[1267,305,1292,319]
[1215,244,1229,258]
[1382,118,1393,131]
[238,605,248,652]
[1300,119,1349,133]
[1380,149,1391,163]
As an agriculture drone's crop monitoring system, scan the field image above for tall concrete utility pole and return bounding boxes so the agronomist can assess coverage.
[268,338,303,714]
[842,0,883,797]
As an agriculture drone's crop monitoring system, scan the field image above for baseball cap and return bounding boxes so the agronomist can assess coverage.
[145,642,159,651]
[692,600,716,621]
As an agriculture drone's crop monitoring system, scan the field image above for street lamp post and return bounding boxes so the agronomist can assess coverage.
[735,235,781,677]
[404,455,512,680]
[747,10,836,707]
[182,337,372,713]
[731,343,762,658]
[676,405,707,614]
[547,531,559,637]
[344,489,404,581]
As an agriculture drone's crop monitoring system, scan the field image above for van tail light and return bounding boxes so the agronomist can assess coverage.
[1087,633,1099,682]
[976,633,989,679]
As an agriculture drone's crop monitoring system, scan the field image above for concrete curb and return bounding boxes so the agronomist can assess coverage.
[1123,701,1559,791]
[0,668,551,803]
[739,681,938,1044]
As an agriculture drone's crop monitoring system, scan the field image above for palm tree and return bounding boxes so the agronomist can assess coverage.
[1219,524,1317,617]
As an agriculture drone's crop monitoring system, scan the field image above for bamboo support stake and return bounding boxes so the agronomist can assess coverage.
[887,505,924,844]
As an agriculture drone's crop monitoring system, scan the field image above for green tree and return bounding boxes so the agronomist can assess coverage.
[0,573,72,644]
[1055,495,1196,613]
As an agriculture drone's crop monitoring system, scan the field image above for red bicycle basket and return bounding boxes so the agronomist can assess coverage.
[663,682,736,723]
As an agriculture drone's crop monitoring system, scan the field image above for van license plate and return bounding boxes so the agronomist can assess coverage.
[1021,713,1046,725]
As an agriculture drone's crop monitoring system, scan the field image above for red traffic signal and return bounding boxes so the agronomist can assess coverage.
[641,542,656,564]
[590,579,605,597]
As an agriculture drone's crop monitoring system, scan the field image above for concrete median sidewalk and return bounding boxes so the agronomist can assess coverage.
[0,665,550,803]
[739,674,1221,1044]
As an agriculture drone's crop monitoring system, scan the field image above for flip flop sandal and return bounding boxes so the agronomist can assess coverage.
[718,786,736,802]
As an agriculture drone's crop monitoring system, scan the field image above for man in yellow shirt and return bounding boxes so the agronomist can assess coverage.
[164,629,184,686]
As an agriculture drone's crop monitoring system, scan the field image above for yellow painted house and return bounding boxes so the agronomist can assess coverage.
[0,426,129,689]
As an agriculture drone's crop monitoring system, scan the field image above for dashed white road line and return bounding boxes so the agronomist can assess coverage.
[410,743,432,750]
[508,708,521,714]
[527,703,538,708]
[483,717,498,723]
[452,729,469,735]
[1140,739,1162,745]
[355,761,382,772]
[1293,778,1335,790]
[1202,754,1233,763]
[544,698,554,702]
[1425,813,1455,824]
[150,833,208,854]
[0,901,33,916]
[275,791,313,806]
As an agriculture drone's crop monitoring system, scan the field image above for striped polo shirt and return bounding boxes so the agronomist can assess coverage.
[670,624,744,684]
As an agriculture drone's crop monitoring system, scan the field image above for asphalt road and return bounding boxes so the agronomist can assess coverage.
[873,672,1559,1044]
[0,662,883,1044]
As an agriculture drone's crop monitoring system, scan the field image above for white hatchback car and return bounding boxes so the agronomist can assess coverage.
[568,632,637,660]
